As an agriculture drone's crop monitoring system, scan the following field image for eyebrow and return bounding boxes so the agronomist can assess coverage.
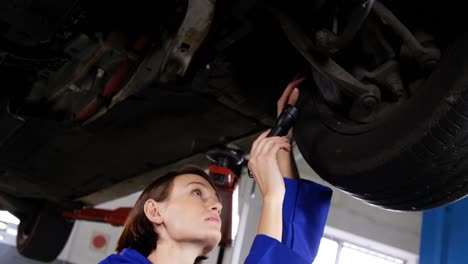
[187,181,208,187]
[187,181,221,202]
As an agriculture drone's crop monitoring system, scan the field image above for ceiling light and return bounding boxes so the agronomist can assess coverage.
[0,211,19,225]
[6,228,17,236]
[0,222,7,230]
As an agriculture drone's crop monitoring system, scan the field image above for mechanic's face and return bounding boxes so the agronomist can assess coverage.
[157,174,222,254]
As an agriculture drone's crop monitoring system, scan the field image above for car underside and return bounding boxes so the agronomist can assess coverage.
[1,0,468,261]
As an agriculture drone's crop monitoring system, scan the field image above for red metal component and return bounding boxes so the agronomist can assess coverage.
[209,165,238,191]
[73,100,98,122]
[63,207,132,226]
[74,35,149,123]
[209,164,240,247]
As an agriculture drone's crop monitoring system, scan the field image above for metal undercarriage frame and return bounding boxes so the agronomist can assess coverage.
[270,0,440,124]
[84,0,217,124]
[35,0,441,125]
[159,0,217,82]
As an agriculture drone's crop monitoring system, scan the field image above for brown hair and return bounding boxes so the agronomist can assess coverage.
[116,165,219,259]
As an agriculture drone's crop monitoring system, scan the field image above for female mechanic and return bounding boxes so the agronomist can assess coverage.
[99,79,332,264]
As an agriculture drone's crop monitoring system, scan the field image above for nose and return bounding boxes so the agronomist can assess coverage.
[210,200,222,215]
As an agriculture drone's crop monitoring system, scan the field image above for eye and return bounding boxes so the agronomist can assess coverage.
[192,189,202,196]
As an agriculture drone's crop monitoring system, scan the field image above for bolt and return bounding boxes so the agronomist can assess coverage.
[96,68,105,78]
[361,96,378,109]
[315,29,338,50]
[164,58,182,75]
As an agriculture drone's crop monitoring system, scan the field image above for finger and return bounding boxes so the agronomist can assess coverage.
[262,141,291,157]
[251,130,272,157]
[251,130,270,151]
[290,77,305,87]
[287,87,300,106]
[277,81,300,112]
[282,78,304,101]
[277,78,305,115]
[254,137,280,158]
[256,137,288,156]
[258,137,290,156]
[292,73,304,81]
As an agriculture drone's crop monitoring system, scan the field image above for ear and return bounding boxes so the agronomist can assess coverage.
[144,199,165,225]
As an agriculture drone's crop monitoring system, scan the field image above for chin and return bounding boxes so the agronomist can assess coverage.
[201,231,222,255]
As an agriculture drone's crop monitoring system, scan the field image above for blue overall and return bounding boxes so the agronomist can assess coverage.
[99,178,332,264]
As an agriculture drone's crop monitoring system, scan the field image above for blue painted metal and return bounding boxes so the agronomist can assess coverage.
[420,197,468,264]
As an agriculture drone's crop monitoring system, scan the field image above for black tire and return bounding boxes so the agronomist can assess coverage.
[16,203,74,262]
[295,32,468,211]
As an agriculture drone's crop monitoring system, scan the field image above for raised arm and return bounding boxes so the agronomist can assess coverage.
[244,78,331,264]
[276,78,304,180]
[247,131,291,241]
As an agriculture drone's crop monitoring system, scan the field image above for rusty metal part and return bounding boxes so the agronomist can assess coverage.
[355,60,405,99]
[316,0,375,54]
[47,33,121,101]
[360,15,396,67]
[270,8,381,123]
[78,0,218,123]
[72,35,150,124]
[348,87,380,123]
[159,0,216,81]
[83,45,168,125]
[400,31,441,74]
[372,1,440,68]
[413,31,441,71]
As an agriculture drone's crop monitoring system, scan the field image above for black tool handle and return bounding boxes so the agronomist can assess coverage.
[248,104,299,178]
[267,104,299,137]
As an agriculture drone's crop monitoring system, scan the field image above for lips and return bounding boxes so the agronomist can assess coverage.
[205,215,221,224]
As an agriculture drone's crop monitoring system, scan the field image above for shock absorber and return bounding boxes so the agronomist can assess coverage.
[206,146,245,247]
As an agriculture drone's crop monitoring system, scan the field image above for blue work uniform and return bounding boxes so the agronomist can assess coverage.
[100,248,150,264]
[244,178,332,264]
[99,178,332,264]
